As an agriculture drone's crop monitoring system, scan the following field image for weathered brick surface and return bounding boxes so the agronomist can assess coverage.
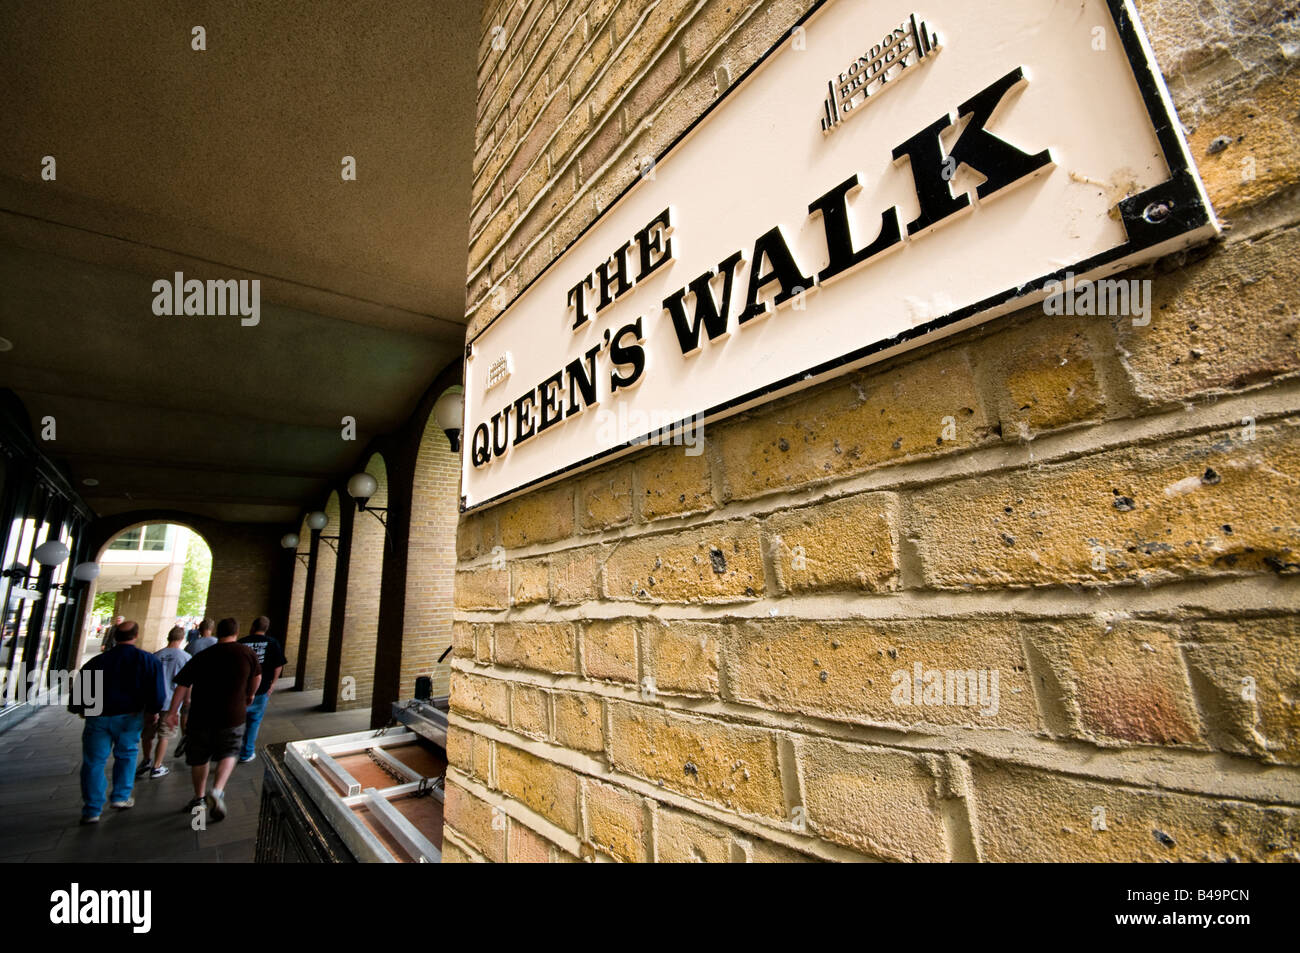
[582,777,645,862]
[1024,618,1203,747]
[496,743,581,833]
[1116,226,1300,404]
[580,617,638,683]
[607,702,786,819]
[602,522,765,603]
[715,348,993,502]
[971,760,1300,862]
[641,619,722,696]
[1184,615,1300,764]
[725,618,1038,731]
[797,737,947,861]
[766,493,899,594]
[446,0,1300,863]
[493,621,578,674]
[912,422,1300,589]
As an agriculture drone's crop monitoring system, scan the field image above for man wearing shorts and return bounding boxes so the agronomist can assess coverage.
[164,617,260,822]
[137,625,189,778]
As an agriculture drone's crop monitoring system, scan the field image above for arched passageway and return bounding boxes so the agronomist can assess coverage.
[281,514,312,682]
[402,411,459,698]
[84,522,211,656]
[329,454,388,710]
[301,492,340,690]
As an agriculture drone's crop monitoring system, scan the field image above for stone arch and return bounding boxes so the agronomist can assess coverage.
[87,520,212,654]
[302,491,341,690]
[281,514,312,676]
[330,453,388,710]
[403,410,459,698]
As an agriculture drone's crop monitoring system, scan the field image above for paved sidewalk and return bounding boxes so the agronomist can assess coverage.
[0,689,370,863]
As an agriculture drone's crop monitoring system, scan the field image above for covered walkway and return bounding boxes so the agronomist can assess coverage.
[0,688,367,862]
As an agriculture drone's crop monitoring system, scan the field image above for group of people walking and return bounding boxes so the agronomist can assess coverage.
[73,615,288,825]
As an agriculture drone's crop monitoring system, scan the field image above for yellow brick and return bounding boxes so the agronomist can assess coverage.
[747,837,818,863]
[1116,225,1300,403]
[725,618,1038,731]
[455,567,510,610]
[642,619,721,696]
[511,557,549,606]
[767,492,899,594]
[582,777,645,862]
[507,818,554,863]
[441,839,475,863]
[494,621,578,673]
[798,737,946,861]
[499,484,574,547]
[444,780,506,862]
[1025,619,1203,746]
[496,744,581,833]
[579,464,633,531]
[551,544,605,605]
[913,422,1300,588]
[607,702,785,818]
[469,733,493,785]
[452,621,476,659]
[445,723,474,772]
[654,807,733,862]
[634,443,714,521]
[450,672,510,726]
[971,760,1300,861]
[602,522,765,603]
[581,618,638,683]
[1185,615,1300,764]
[1185,69,1300,216]
[976,317,1107,435]
[510,683,550,738]
[552,692,604,751]
[715,347,992,501]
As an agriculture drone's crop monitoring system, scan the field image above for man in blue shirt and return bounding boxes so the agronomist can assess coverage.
[71,620,166,824]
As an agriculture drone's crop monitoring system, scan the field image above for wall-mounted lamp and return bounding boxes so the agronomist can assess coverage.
[33,540,71,567]
[433,388,464,452]
[306,511,328,532]
[346,472,387,528]
[281,533,309,566]
[71,562,101,582]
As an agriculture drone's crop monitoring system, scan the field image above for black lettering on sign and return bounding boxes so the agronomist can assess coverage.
[662,250,744,356]
[609,319,645,393]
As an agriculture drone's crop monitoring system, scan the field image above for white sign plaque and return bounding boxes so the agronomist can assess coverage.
[461,0,1217,511]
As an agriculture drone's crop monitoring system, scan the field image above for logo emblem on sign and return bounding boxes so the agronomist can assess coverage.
[820,13,941,133]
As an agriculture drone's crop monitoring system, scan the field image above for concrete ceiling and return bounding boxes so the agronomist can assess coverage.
[0,0,479,522]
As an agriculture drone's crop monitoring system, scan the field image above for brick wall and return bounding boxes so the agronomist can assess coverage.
[303,492,341,690]
[335,455,388,710]
[281,516,311,676]
[402,417,460,698]
[443,0,1300,862]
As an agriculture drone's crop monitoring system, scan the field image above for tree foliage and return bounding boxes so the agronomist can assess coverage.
[176,532,211,617]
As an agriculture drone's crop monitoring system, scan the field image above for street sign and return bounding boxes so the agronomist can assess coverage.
[461,0,1217,511]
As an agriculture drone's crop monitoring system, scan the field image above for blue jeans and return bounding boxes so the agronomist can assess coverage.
[80,712,143,817]
[241,693,269,760]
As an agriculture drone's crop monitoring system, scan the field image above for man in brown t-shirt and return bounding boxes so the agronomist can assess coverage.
[165,617,260,822]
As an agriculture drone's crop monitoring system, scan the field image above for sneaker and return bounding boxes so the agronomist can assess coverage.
[150,765,170,779]
[79,814,100,825]
[184,797,204,813]
[238,753,256,764]
[109,797,135,809]
[206,791,227,822]
[135,761,152,777]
